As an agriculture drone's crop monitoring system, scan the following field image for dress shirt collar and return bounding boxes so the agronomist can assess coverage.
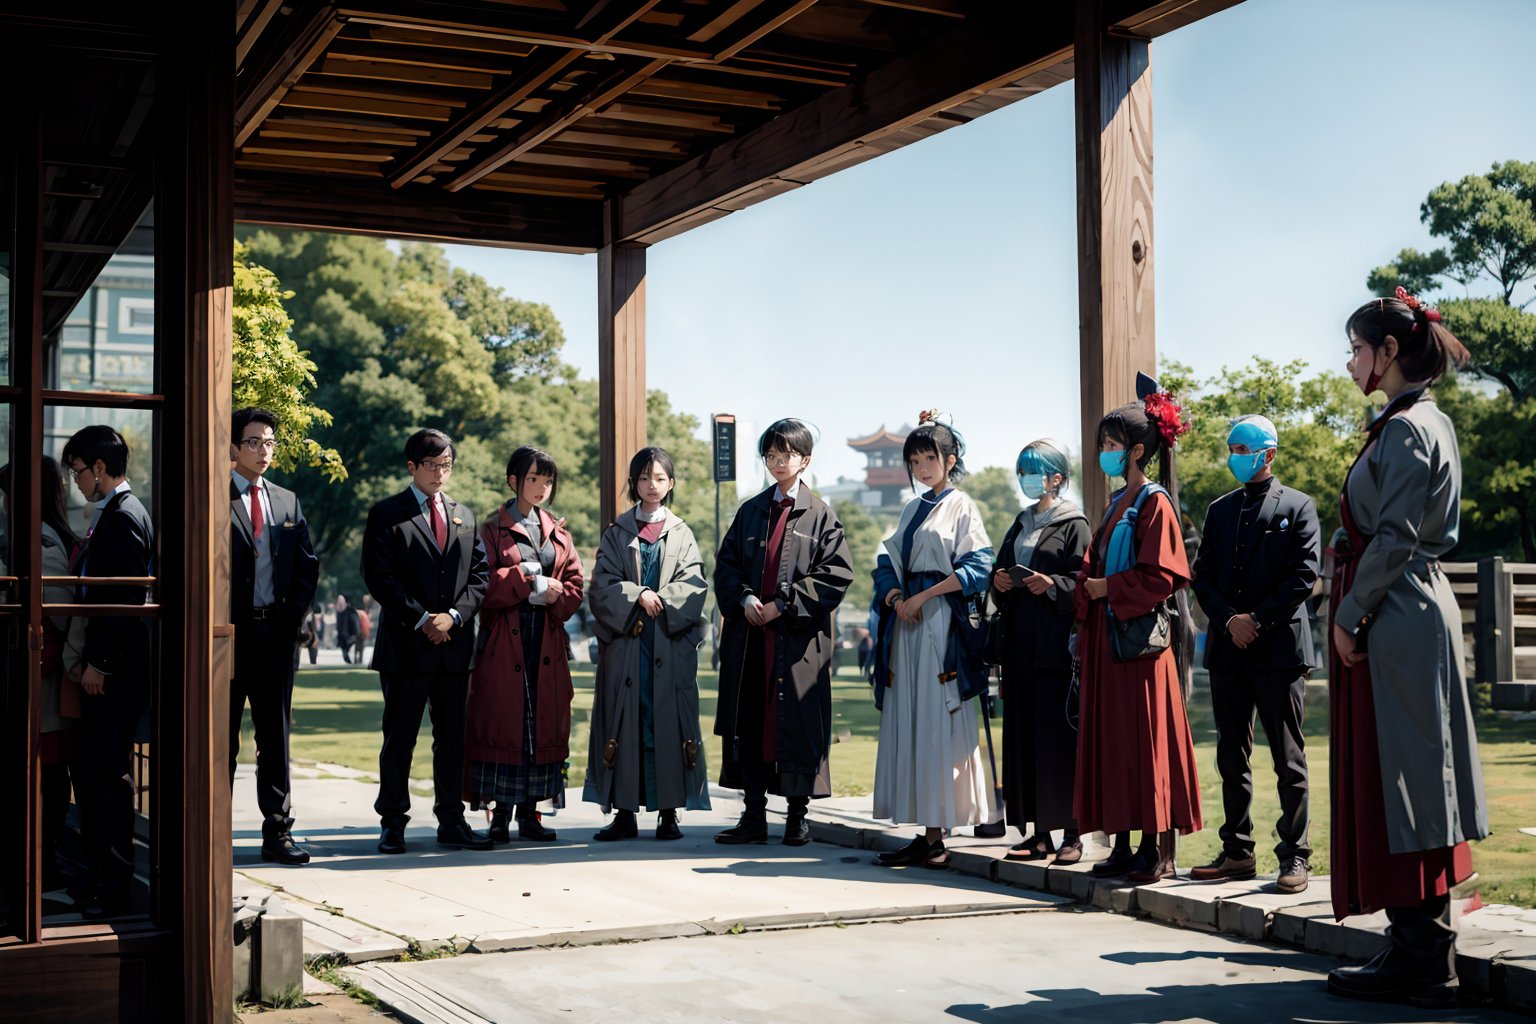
[772,479,801,503]
[409,483,442,512]
[94,478,132,511]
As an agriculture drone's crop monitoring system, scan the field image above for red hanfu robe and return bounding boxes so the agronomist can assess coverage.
[1073,488,1203,836]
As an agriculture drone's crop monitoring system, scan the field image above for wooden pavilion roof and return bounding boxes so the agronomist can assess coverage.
[847,424,908,449]
[232,0,1239,253]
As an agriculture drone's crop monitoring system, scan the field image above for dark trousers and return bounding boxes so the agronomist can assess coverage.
[1387,894,1456,978]
[375,670,468,829]
[1209,665,1311,861]
[230,617,297,838]
[737,756,808,816]
[76,712,138,897]
[340,636,357,663]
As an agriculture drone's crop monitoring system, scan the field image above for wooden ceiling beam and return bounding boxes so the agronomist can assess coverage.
[235,1,347,146]
[708,0,819,63]
[613,4,1074,242]
[445,57,670,192]
[235,171,604,252]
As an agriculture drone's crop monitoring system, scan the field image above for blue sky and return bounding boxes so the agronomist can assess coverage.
[443,0,1536,490]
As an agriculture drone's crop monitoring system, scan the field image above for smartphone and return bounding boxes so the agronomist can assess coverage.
[1007,565,1032,586]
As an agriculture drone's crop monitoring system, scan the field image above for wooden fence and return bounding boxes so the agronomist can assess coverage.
[1445,559,1536,710]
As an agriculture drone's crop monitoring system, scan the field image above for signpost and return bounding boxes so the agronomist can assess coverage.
[712,414,736,554]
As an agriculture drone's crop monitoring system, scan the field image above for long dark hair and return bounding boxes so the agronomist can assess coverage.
[1096,402,1181,516]
[1345,292,1469,384]
[506,445,559,505]
[0,457,80,550]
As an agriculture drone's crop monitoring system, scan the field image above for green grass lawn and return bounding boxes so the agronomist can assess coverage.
[245,662,1536,907]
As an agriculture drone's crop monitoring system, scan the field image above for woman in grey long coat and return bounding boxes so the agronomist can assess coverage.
[585,447,711,841]
[1327,289,1488,1009]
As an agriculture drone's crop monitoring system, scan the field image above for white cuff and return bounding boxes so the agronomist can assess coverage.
[740,593,761,610]
[414,611,431,630]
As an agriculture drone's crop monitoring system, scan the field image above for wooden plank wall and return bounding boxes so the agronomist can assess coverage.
[1075,0,1155,518]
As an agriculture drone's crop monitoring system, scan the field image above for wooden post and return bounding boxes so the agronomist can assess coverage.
[1477,556,1514,685]
[598,201,647,528]
[1075,0,1155,518]
[156,1,235,1019]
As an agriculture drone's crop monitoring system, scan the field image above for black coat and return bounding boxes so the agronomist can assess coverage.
[361,488,489,675]
[992,509,1090,674]
[713,485,853,796]
[230,476,319,640]
[79,489,155,718]
[1192,478,1322,674]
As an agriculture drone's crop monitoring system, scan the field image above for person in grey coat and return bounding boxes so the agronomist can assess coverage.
[585,447,711,841]
[1327,289,1489,1008]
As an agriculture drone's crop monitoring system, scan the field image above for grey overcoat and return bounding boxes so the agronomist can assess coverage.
[583,507,711,813]
[1335,393,1489,855]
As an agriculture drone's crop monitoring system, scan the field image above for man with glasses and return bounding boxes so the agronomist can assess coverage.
[62,424,154,919]
[362,429,491,854]
[229,407,319,864]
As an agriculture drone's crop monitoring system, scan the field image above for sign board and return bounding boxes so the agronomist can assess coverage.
[712,413,736,483]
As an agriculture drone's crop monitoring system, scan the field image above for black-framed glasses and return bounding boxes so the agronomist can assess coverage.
[239,438,278,452]
[415,459,454,472]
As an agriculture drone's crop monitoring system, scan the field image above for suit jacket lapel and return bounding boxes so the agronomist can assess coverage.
[230,479,255,546]
[404,488,438,554]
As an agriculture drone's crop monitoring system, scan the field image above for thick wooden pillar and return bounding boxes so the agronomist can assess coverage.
[156,1,234,1020]
[598,205,646,528]
[1075,0,1155,517]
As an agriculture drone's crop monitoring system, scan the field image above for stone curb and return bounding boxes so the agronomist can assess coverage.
[802,816,1536,1013]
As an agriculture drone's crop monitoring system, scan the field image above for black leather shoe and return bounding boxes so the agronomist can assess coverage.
[880,835,944,868]
[261,833,311,865]
[654,810,682,841]
[595,810,639,842]
[715,810,768,845]
[782,811,811,847]
[1328,946,1459,1008]
[436,821,494,851]
[1090,845,1135,877]
[378,826,407,855]
[489,807,511,844]
[517,808,558,843]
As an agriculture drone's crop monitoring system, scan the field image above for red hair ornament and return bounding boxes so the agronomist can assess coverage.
[1394,285,1442,330]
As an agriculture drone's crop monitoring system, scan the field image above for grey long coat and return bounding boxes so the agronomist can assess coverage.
[1335,393,1489,855]
[583,508,711,813]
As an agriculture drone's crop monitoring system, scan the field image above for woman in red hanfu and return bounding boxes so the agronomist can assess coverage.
[1074,373,1203,884]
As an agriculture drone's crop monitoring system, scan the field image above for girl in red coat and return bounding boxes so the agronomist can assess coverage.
[464,446,584,843]
[1074,374,1203,883]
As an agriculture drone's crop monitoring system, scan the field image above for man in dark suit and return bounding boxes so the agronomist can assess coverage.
[63,425,155,919]
[1190,415,1322,894]
[362,429,491,854]
[229,408,320,864]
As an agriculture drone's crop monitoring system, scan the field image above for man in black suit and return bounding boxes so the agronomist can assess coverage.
[63,425,155,919]
[229,408,320,864]
[362,429,491,854]
[1190,415,1322,894]
[335,593,360,663]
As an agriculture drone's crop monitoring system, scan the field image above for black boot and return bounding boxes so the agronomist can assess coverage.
[595,809,639,842]
[489,806,511,844]
[1330,896,1459,1008]
[517,803,557,842]
[1090,832,1134,877]
[655,810,682,841]
[782,801,811,846]
[715,808,768,845]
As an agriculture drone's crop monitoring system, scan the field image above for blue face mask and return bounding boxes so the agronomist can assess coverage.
[1227,451,1268,484]
[1098,450,1129,478]
[1018,473,1049,499]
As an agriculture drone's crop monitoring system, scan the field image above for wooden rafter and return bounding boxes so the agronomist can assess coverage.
[235,0,346,146]
[445,57,670,192]
[613,5,1075,241]
[384,3,663,187]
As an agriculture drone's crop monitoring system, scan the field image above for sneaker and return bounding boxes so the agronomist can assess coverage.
[1189,851,1257,882]
[1276,856,1309,894]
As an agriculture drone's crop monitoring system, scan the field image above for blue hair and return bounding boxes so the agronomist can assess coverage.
[1015,439,1070,481]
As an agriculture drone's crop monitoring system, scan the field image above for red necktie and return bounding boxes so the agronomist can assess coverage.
[250,483,264,541]
[431,494,448,550]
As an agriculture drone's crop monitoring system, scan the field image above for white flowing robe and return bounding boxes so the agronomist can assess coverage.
[872,490,999,828]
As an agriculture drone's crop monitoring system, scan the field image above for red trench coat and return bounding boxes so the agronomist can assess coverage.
[464,504,584,767]
[1073,488,1203,837]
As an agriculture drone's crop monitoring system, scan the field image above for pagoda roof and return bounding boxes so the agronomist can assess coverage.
[848,424,910,449]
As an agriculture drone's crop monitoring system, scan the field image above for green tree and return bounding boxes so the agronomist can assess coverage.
[836,499,890,620]
[231,241,343,480]
[965,466,1023,552]
[1366,160,1536,557]
[1164,358,1371,541]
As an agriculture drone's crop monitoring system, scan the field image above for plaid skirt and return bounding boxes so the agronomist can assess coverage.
[466,759,565,809]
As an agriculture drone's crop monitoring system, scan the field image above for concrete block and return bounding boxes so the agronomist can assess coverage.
[1340,914,1390,961]
[807,820,861,848]
[947,849,997,881]
[1504,958,1536,1012]
[1088,881,1139,915]
[1045,863,1093,900]
[232,905,259,1001]
[1216,891,1329,942]
[994,859,1049,892]
[256,909,305,1004]
[1135,880,1220,931]
[1272,901,1334,947]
